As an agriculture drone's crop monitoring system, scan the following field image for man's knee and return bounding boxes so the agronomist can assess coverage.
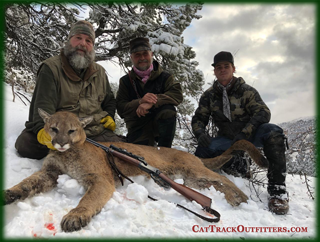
[258,123,285,147]
[258,123,284,138]
[15,129,49,160]
[195,146,213,158]
[195,146,224,158]
[126,127,155,146]
[154,104,177,120]
[253,123,284,147]
[90,129,125,143]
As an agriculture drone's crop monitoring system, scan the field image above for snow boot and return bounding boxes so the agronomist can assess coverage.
[263,132,289,214]
[268,193,289,215]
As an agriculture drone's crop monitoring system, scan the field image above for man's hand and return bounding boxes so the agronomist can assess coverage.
[136,93,157,117]
[139,93,157,105]
[136,103,154,117]
[100,116,116,131]
[197,133,211,147]
[232,132,247,145]
[37,128,56,150]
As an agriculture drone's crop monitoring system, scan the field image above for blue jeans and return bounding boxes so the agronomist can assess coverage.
[195,123,287,196]
[195,123,284,158]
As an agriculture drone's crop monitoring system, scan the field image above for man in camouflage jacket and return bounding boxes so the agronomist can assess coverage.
[192,51,289,215]
[116,37,183,147]
[15,21,122,160]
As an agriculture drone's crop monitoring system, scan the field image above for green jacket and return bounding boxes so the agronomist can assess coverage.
[25,50,116,137]
[192,77,271,140]
[116,61,183,133]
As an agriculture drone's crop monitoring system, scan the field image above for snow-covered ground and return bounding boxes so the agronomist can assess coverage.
[2,84,316,239]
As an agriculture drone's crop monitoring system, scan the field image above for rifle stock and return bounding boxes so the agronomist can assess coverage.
[158,173,212,209]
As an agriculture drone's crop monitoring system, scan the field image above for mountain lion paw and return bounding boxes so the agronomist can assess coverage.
[60,207,92,232]
[4,189,22,205]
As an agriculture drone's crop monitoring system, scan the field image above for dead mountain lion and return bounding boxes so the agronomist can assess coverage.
[4,109,268,232]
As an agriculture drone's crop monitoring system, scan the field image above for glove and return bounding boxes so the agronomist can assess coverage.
[232,132,247,145]
[37,128,56,150]
[100,116,116,131]
[197,133,211,147]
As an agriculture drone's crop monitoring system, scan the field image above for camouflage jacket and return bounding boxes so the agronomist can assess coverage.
[192,77,271,140]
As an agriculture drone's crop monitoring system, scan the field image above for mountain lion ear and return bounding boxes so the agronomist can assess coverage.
[79,116,93,128]
[38,108,52,123]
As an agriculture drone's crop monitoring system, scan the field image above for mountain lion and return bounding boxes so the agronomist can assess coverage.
[4,109,268,232]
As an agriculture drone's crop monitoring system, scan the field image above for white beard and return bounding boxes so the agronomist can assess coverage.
[69,53,91,70]
[64,42,95,72]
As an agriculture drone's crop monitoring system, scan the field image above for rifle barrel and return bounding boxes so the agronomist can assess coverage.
[110,149,141,166]
[86,138,109,151]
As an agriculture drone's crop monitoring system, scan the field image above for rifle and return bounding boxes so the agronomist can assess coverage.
[86,138,220,222]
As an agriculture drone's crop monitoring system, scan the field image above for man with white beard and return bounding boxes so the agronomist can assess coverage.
[15,21,122,160]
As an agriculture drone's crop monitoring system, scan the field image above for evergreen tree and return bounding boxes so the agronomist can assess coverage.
[5,3,80,74]
[4,2,204,142]
[5,3,204,97]
[87,2,204,145]
[88,2,204,98]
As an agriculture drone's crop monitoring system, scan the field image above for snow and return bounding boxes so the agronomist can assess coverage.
[156,43,180,56]
[2,84,316,239]
[149,31,185,57]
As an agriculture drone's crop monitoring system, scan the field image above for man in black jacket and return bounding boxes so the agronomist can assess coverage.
[116,37,183,147]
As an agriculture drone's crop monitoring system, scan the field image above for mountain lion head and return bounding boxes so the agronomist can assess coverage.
[38,108,93,152]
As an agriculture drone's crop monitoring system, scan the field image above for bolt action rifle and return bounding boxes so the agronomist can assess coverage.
[86,138,220,222]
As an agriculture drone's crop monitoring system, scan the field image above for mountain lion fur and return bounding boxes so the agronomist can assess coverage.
[4,109,268,232]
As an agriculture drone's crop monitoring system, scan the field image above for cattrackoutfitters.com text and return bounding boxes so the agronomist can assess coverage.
[192,225,308,233]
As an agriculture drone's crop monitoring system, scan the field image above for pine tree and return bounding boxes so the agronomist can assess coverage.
[5,3,80,74]
[5,3,204,96]
[88,3,204,98]
[4,2,204,142]
[87,2,204,145]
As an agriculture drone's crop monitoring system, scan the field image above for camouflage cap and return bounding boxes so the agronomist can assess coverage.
[212,51,234,67]
[129,37,151,54]
[68,20,95,43]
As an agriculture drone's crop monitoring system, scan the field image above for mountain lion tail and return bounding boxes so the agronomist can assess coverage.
[200,140,269,171]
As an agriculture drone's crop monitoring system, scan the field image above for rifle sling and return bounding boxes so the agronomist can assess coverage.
[107,151,134,186]
[89,138,220,223]
[128,71,142,99]
[177,204,221,223]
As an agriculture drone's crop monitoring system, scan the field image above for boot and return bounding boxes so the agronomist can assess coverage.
[268,192,289,215]
[263,132,289,214]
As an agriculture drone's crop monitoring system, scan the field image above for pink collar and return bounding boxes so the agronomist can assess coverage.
[133,63,153,84]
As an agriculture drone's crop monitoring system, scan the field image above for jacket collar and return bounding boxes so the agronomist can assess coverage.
[130,60,162,82]
[60,49,98,82]
[213,76,244,94]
